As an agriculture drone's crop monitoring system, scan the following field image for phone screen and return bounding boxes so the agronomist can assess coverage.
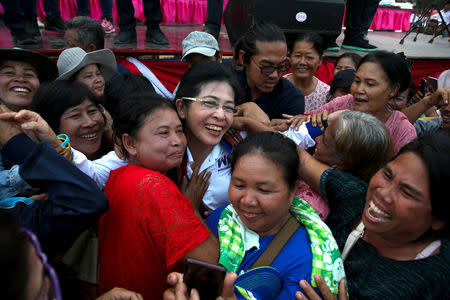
[420,78,427,95]
[184,258,227,299]
[428,77,438,91]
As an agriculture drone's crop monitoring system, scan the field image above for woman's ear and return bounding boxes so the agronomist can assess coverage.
[287,181,299,207]
[176,99,186,119]
[122,133,137,157]
[388,83,401,99]
[431,217,446,232]
[238,50,246,66]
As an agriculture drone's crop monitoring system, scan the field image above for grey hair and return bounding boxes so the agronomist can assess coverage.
[65,16,105,50]
[333,110,393,181]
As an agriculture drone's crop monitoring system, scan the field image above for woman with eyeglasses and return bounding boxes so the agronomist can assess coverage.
[98,93,219,299]
[174,61,272,215]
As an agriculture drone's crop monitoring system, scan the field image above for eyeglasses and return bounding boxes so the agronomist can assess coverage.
[251,57,290,76]
[181,97,239,115]
[20,228,62,300]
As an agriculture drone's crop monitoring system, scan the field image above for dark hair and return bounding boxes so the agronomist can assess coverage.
[65,16,105,50]
[330,69,356,95]
[334,52,361,71]
[0,211,29,300]
[288,32,325,57]
[175,60,243,104]
[231,132,299,191]
[104,74,156,119]
[31,80,100,132]
[232,21,286,71]
[358,50,413,96]
[398,130,450,238]
[112,94,176,159]
[405,80,415,103]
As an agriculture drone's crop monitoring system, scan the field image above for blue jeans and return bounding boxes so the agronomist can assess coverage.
[76,0,113,21]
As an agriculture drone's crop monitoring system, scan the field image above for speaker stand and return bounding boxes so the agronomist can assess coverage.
[400,1,449,44]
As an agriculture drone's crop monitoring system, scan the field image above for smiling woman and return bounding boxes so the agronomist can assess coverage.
[284,32,330,113]
[0,49,58,112]
[297,131,450,299]
[0,49,58,200]
[205,132,345,299]
[57,47,116,100]
[175,60,246,212]
[31,80,106,159]
[304,51,417,154]
[98,94,219,299]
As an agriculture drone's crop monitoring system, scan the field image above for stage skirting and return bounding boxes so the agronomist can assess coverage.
[116,57,450,94]
[0,1,411,31]
[36,0,228,24]
[370,7,412,31]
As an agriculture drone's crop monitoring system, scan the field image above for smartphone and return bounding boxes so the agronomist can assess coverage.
[420,78,427,95]
[184,258,227,299]
[428,77,438,91]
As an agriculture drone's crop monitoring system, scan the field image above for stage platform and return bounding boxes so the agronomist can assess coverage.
[1,21,449,93]
[1,21,449,58]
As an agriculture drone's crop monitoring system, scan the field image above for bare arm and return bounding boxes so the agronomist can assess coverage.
[402,87,450,123]
[297,146,330,194]
[232,116,274,133]
[182,232,219,265]
[236,102,270,125]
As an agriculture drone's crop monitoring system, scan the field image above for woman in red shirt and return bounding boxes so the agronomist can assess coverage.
[98,94,218,299]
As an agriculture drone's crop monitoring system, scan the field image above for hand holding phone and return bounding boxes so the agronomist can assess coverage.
[184,258,227,299]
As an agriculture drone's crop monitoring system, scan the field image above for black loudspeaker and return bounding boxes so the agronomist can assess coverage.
[223,0,345,46]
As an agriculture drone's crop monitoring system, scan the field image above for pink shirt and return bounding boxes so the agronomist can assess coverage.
[304,77,330,113]
[284,75,330,113]
[295,181,330,220]
[309,94,417,154]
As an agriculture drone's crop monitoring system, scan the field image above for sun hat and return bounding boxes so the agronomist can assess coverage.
[0,48,58,83]
[182,31,219,60]
[57,47,116,81]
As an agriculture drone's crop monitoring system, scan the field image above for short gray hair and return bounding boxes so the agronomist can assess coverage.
[66,16,105,50]
[334,110,392,181]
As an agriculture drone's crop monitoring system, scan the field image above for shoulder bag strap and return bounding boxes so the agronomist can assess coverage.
[250,215,301,269]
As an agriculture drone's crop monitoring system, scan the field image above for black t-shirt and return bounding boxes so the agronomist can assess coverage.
[321,168,450,300]
[236,69,305,119]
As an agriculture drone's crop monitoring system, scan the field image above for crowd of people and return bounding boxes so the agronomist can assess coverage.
[0,12,449,300]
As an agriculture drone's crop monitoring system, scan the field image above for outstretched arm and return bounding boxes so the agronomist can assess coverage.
[0,118,108,256]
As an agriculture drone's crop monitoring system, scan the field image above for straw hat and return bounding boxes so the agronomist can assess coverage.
[57,47,116,81]
[0,48,58,83]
